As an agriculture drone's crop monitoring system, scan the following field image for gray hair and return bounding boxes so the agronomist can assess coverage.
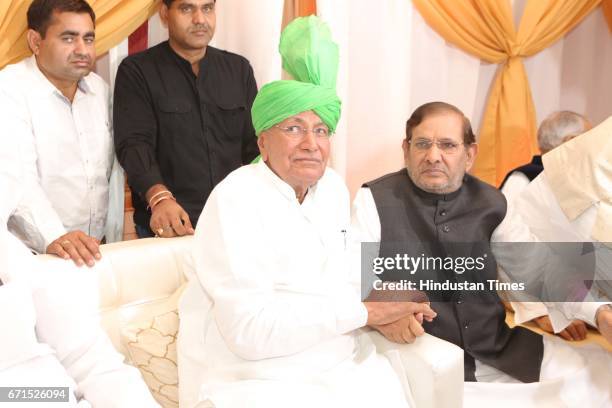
[537,111,590,153]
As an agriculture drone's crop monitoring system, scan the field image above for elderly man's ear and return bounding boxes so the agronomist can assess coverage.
[257,133,269,161]
[465,143,478,172]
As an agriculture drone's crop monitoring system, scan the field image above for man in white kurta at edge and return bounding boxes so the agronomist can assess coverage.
[500,111,593,341]
[178,16,436,408]
[351,102,611,407]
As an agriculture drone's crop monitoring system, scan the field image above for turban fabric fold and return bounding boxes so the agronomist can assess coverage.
[251,16,342,136]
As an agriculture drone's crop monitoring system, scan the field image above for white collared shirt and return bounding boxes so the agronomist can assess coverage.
[0,56,114,253]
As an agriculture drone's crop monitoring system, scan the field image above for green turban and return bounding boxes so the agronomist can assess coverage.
[251,16,342,136]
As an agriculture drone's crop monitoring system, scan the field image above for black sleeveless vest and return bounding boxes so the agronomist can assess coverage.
[499,155,543,189]
[365,169,544,382]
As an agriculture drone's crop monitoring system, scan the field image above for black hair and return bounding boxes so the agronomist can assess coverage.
[27,0,96,38]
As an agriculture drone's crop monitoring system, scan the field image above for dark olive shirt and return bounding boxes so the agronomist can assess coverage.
[113,41,259,228]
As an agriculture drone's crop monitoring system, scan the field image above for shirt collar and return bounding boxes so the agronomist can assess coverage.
[164,41,209,77]
[25,55,94,98]
[256,160,319,204]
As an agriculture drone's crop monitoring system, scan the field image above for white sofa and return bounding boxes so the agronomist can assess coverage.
[39,236,464,408]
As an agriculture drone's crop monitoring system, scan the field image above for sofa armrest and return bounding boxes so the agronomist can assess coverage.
[368,330,464,408]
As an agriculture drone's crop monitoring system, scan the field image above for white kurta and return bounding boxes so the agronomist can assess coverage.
[352,185,611,407]
[178,161,409,408]
[0,231,159,408]
[500,171,531,203]
[501,168,576,327]
[513,172,611,328]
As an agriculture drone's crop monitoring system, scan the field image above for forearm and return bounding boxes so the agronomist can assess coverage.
[9,187,67,253]
[113,61,162,197]
[213,286,367,360]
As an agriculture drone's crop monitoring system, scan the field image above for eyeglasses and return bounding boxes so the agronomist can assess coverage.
[409,138,465,154]
[274,124,331,139]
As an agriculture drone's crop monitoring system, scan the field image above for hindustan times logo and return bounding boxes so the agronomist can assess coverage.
[372,253,488,275]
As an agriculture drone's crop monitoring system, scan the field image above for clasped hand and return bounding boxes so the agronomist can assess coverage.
[364,289,436,344]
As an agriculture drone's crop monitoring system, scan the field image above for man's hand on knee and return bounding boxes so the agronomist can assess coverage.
[46,230,101,267]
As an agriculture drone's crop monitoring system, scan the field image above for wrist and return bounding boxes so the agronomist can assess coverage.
[149,194,176,211]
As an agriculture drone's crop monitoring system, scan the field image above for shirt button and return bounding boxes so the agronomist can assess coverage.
[464,321,469,329]
[456,299,463,305]
[440,209,447,216]
[442,224,450,233]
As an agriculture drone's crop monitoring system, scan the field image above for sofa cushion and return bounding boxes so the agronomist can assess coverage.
[121,285,185,408]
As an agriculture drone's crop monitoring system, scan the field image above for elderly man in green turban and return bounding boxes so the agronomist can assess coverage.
[178,16,435,408]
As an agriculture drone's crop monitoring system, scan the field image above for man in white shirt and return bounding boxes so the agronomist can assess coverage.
[352,102,610,406]
[179,17,435,408]
[500,111,592,341]
[0,0,121,267]
[0,98,157,408]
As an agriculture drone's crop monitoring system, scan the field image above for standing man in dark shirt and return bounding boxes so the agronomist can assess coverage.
[114,0,259,238]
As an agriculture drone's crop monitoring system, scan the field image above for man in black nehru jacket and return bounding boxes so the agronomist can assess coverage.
[351,101,611,405]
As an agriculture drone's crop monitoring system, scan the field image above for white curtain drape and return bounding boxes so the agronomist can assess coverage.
[210,0,284,88]
[318,0,415,189]
[318,0,612,196]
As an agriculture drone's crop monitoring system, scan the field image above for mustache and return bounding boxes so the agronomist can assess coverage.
[420,165,447,174]
[189,24,210,32]
[69,54,91,63]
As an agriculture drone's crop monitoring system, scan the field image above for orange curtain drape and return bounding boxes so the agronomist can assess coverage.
[603,0,612,32]
[412,0,601,186]
[283,0,317,29]
[296,0,317,17]
[0,0,161,70]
